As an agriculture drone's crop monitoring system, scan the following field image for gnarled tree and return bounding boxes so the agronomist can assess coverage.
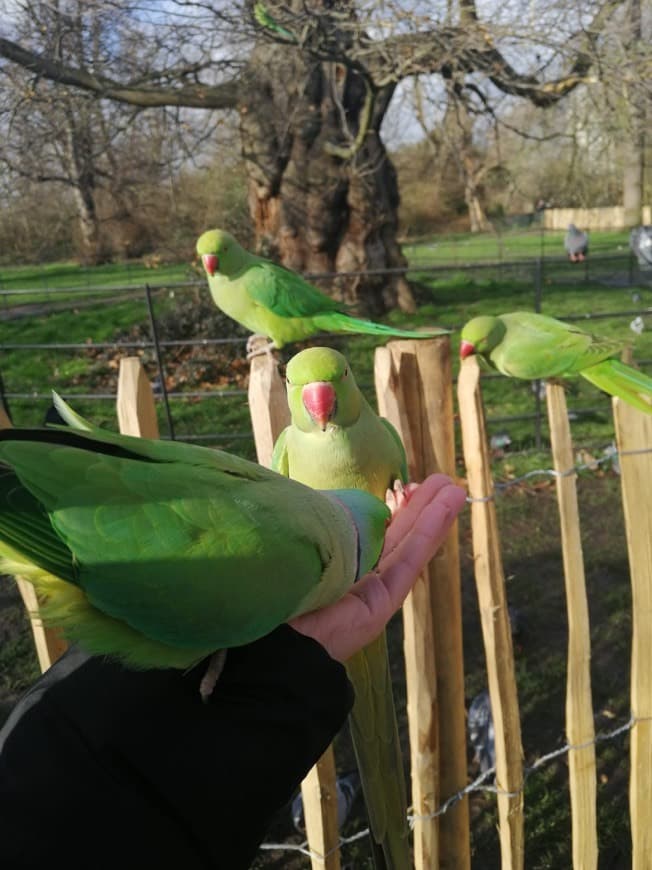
[0,0,627,310]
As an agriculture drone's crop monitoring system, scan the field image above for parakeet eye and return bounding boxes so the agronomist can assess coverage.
[343,367,348,377]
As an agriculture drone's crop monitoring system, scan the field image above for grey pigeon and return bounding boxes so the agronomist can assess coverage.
[468,690,495,774]
[468,606,524,775]
[564,224,589,262]
[291,769,361,833]
[630,225,652,269]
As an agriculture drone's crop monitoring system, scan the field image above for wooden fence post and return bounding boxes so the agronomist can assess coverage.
[612,398,652,870]
[1,407,69,671]
[248,352,339,870]
[248,354,290,468]
[375,337,470,870]
[546,383,597,870]
[117,357,160,438]
[457,356,524,870]
[15,576,69,673]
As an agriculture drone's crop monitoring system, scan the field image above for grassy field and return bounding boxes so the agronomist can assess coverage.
[0,229,647,868]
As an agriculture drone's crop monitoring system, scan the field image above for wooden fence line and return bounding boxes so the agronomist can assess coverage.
[546,384,597,870]
[10,347,652,870]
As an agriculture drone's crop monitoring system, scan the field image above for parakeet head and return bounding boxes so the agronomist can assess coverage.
[459,316,506,360]
[285,347,362,432]
[196,229,246,277]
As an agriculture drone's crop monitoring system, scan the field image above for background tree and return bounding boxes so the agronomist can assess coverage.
[0,0,631,309]
[0,1,219,263]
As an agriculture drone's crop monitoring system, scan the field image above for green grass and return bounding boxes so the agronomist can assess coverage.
[403,228,633,265]
[0,259,197,306]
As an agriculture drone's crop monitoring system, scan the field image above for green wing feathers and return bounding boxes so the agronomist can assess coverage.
[582,359,652,414]
[245,262,344,319]
[0,423,383,670]
[379,418,408,483]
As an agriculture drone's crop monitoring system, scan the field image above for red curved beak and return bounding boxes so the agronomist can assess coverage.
[459,339,475,359]
[202,253,219,276]
[302,382,336,430]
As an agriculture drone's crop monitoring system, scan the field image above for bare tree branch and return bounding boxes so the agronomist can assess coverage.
[0,37,241,108]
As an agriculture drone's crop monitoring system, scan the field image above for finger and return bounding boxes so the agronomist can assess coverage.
[379,485,466,610]
[383,474,464,553]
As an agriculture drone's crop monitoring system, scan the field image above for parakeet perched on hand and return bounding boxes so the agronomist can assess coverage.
[196,228,449,355]
[273,347,410,870]
[0,395,390,689]
[460,311,652,414]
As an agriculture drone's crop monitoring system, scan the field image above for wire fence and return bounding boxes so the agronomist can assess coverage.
[256,442,649,865]
[2,248,652,455]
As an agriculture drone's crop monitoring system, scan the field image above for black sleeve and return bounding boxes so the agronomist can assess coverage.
[0,626,353,870]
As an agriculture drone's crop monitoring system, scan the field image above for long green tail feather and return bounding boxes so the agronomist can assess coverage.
[581,359,652,414]
[314,312,449,340]
[345,632,410,870]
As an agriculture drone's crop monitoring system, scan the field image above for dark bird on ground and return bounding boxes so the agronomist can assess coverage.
[564,224,589,262]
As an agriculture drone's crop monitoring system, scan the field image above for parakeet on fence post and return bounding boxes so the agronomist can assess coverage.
[196,228,449,357]
[273,346,411,870]
[460,311,652,414]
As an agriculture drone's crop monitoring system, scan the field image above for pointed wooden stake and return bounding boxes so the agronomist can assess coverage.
[117,357,160,438]
[248,353,290,468]
[457,356,524,870]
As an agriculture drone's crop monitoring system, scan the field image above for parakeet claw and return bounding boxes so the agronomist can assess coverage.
[199,649,228,702]
[385,479,410,516]
[246,334,277,360]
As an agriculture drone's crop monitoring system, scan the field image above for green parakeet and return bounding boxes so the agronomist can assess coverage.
[272,347,410,870]
[0,394,390,682]
[460,311,652,414]
[253,1,297,41]
[196,228,449,354]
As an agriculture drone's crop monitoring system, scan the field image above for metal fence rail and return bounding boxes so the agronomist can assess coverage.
[2,250,652,451]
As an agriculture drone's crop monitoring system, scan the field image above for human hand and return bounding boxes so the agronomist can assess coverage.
[288,474,467,662]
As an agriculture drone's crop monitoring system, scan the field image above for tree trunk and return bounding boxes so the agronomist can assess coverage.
[463,156,492,233]
[623,0,645,228]
[239,40,415,315]
[63,102,103,264]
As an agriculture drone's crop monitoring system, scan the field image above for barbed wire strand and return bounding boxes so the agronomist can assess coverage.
[465,445,651,503]
[260,712,647,863]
